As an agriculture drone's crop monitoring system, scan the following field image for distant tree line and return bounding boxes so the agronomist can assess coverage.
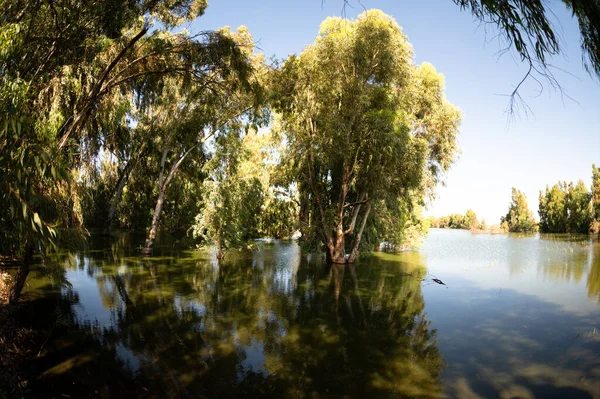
[429,209,484,230]
[431,165,600,235]
[501,165,600,234]
[538,164,600,234]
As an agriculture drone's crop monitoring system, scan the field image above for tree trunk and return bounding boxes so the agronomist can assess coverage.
[8,243,34,304]
[299,191,310,238]
[142,146,190,255]
[142,185,167,254]
[216,246,225,261]
[328,164,350,264]
[347,202,372,264]
[328,231,346,264]
[104,167,129,235]
[216,228,225,261]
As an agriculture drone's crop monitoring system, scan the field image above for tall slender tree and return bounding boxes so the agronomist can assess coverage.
[141,27,267,253]
[591,164,600,234]
[502,188,538,233]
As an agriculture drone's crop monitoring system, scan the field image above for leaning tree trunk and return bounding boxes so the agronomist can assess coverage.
[142,185,167,254]
[142,146,195,254]
[8,243,34,304]
[347,202,372,264]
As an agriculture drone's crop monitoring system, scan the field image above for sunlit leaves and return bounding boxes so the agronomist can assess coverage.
[273,10,461,256]
[539,175,595,234]
[502,188,538,233]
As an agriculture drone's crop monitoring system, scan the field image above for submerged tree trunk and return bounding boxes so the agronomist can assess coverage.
[328,166,350,264]
[142,145,197,254]
[142,185,167,254]
[325,190,371,264]
[347,202,372,264]
[328,230,346,264]
[8,243,34,304]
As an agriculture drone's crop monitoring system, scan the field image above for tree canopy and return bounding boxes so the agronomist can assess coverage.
[539,165,599,234]
[272,10,461,263]
[502,188,538,233]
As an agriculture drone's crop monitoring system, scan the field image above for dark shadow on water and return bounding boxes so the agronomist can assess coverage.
[20,238,444,398]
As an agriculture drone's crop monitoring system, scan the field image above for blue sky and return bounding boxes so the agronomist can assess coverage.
[188,0,600,224]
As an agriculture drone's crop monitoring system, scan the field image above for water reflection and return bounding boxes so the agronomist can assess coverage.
[587,244,600,303]
[536,236,593,284]
[422,230,600,398]
[25,231,600,398]
[42,238,443,398]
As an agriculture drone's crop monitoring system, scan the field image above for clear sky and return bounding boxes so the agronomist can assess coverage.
[187,0,600,224]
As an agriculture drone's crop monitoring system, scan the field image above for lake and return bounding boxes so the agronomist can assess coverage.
[23,229,600,398]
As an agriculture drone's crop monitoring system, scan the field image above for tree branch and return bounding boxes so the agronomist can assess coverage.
[344,193,366,235]
[343,197,370,208]
[273,189,301,207]
[58,24,149,150]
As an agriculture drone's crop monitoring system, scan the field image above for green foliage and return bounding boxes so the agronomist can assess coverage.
[191,131,296,254]
[591,164,600,234]
[539,167,597,234]
[463,209,478,229]
[272,10,461,261]
[0,115,69,255]
[370,198,430,252]
[567,181,593,233]
[259,197,298,239]
[80,160,119,229]
[502,188,538,233]
[430,209,479,230]
[0,0,256,301]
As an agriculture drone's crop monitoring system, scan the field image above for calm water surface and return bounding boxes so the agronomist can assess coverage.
[25,229,600,398]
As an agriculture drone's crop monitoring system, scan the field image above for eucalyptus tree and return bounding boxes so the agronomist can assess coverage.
[141,26,267,253]
[539,177,594,233]
[90,26,258,234]
[191,129,297,257]
[592,164,600,234]
[502,188,538,233]
[335,1,600,114]
[192,131,265,258]
[0,0,248,302]
[272,10,461,263]
[538,182,569,233]
[566,180,592,233]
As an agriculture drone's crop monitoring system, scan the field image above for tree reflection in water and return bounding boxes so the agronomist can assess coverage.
[57,238,444,398]
[587,243,600,303]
